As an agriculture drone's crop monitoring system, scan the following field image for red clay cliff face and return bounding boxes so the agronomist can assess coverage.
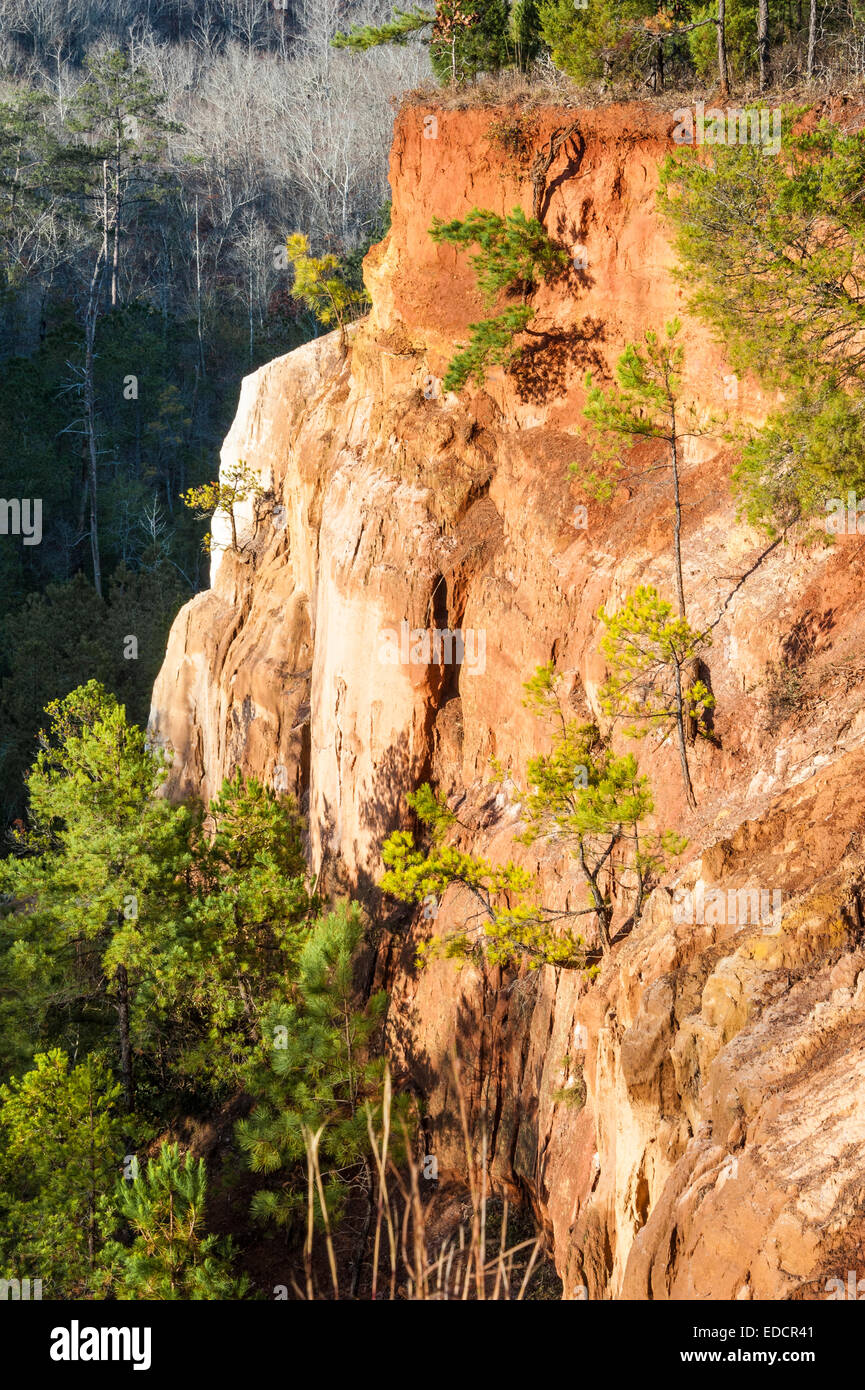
[150,102,865,1299]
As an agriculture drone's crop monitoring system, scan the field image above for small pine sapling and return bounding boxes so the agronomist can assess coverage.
[284,233,369,351]
[181,459,267,555]
[380,664,684,964]
[598,586,714,809]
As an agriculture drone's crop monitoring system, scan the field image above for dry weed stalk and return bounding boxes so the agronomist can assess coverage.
[299,1056,547,1300]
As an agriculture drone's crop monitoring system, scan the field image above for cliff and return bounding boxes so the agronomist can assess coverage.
[149,101,865,1300]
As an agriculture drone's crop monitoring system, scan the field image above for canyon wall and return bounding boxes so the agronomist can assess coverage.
[150,101,865,1299]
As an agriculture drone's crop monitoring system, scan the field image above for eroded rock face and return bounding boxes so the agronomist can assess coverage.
[150,102,865,1299]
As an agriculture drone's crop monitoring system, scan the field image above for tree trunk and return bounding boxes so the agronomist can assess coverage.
[674,662,698,808]
[77,441,89,538]
[632,829,646,925]
[195,196,205,378]
[580,843,612,952]
[247,240,254,366]
[101,161,109,309]
[670,416,686,622]
[110,135,121,308]
[653,36,665,92]
[807,0,818,77]
[111,189,120,307]
[84,246,104,598]
[718,0,730,97]
[116,963,134,1111]
[758,0,771,90]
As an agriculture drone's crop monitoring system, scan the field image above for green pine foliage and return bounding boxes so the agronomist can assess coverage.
[67,48,179,157]
[283,234,370,350]
[430,206,566,301]
[429,206,566,391]
[0,682,316,1113]
[429,0,513,83]
[441,305,534,390]
[735,389,865,534]
[537,0,660,84]
[181,459,268,555]
[381,664,683,963]
[332,3,520,85]
[598,586,713,808]
[332,6,435,52]
[0,682,191,1091]
[101,1142,248,1300]
[0,1050,124,1298]
[517,666,684,953]
[236,905,396,1231]
[172,772,315,1093]
[381,789,566,967]
[659,117,865,533]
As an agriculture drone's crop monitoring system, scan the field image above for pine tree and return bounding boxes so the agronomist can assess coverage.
[510,0,543,69]
[658,117,865,532]
[180,459,268,555]
[538,0,661,85]
[597,587,714,809]
[381,666,684,961]
[0,1050,124,1297]
[580,319,718,626]
[175,773,315,1093]
[61,52,180,595]
[381,786,570,966]
[0,683,316,1116]
[520,665,686,950]
[67,49,178,311]
[429,0,512,82]
[0,682,192,1109]
[580,323,718,804]
[236,905,395,1232]
[283,233,370,352]
[102,1143,248,1300]
[332,3,517,85]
